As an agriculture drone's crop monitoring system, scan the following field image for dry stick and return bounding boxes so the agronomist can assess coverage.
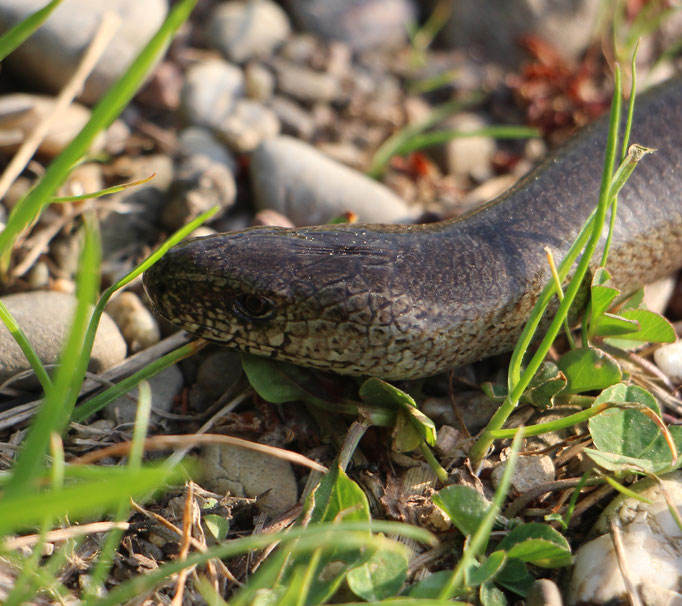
[70,433,329,473]
[0,12,121,203]
[2,521,129,550]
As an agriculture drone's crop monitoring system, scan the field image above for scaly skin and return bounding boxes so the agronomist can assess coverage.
[144,78,682,380]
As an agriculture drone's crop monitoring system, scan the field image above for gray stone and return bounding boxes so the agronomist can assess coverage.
[201,443,298,516]
[245,62,275,101]
[250,136,412,225]
[104,364,182,425]
[491,453,555,494]
[285,0,415,52]
[0,0,168,104]
[568,471,682,605]
[0,291,126,385]
[269,95,315,139]
[275,62,341,104]
[207,0,290,64]
[164,128,237,230]
[439,0,600,67]
[0,94,104,156]
[99,154,174,259]
[654,341,682,385]
[438,113,496,182]
[216,99,280,154]
[526,579,563,606]
[180,59,245,129]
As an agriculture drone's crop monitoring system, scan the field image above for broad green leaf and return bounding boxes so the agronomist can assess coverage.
[557,347,621,393]
[591,312,639,336]
[468,550,506,586]
[494,558,535,596]
[497,523,571,568]
[583,448,660,473]
[346,545,409,601]
[589,383,673,467]
[432,485,490,537]
[482,382,507,401]
[203,514,229,542]
[480,581,507,606]
[393,409,425,452]
[589,268,619,320]
[609,308,676,343]
[408,570,463,599]
[523,362,566,409]
[360,378,437,446]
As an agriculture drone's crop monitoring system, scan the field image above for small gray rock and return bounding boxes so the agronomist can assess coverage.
[164,128,237,230]
[201,443,298,516]
[180,59,245,129]
[250,136,412,225]
[0,0,168,104]
[437,113,496,182]
[0,291,126,385]
[526,579,563,606]
[269,95,315,139]
[654,341,682,384]
[275,62,342,104]
[216,99,280,154]
[440,0,600,67]
[207,0,290,64]
[99,154,174,259]
[245,62,275,101]
[104,364,182,425]
[568,471,682,605]
[285,0,415,52]
[491,453,555,494]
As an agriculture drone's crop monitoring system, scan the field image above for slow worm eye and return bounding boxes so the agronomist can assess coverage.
[232,294,275,322]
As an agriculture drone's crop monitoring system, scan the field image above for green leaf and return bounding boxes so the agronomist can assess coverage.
[346,545,409,601]
[523,362,566,409]
[432,485,490,537]
[583,448,660,473]
[588,383,673,468]
[591,312,639,336]
[482,382,507,401]
[408,570,457,598]
[360,378,437,446]
[0,0,63,61]
[203,514,229,542]
[609,308,676,343]
[480,581,507,606]
[494,559,535,596]
[497,523,571,568]
[468,551,506,586]
[557,347,621,393]
[589,268,619,320]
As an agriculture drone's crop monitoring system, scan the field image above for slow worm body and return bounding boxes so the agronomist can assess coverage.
[144,78,682,380]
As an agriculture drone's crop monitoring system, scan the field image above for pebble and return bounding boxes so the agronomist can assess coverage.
[642,275,677,315]
[491,452,555,494]
[99,154,174,260]
[163,128,237,230]
[285,0,415,52]
[440,0,600,67]
[103,364,182,426]
[437,113,496,182]
[275,62,342,104]
[0,0,168,104]
[654,341,682,384]
[250,136,412,225]
[188,350,242,410]
[269,95,315,139]
[179,59,245,129]
[207,0,290,64]
[105,291,160,354]
[421,392,500,435]
[201,443,298,516]
[0,94,104,157]
[567,471,682,605]
[0,291,126,385]
[245,62,275,102]
[526,579,563,606]
[215,99,280,154]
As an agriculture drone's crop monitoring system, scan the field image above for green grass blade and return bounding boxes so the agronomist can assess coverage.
[0,0,197,270]
[3,212,100,497]
[0,0,63,61]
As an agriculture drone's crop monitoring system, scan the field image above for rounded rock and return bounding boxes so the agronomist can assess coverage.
[0,291,126,385]
[285,0,415,52]
[567,471,682,605]
[104,364,182,426]
[216,99,280,154]
[654,341,682,384]
[491,453,555,494]
[250,136,412,225]
[0,0,168,104]
[439,0,600,67]
[180,59,245,129]
[105,291,160,354]
[207,0,290,64]
[201,443,298,517]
